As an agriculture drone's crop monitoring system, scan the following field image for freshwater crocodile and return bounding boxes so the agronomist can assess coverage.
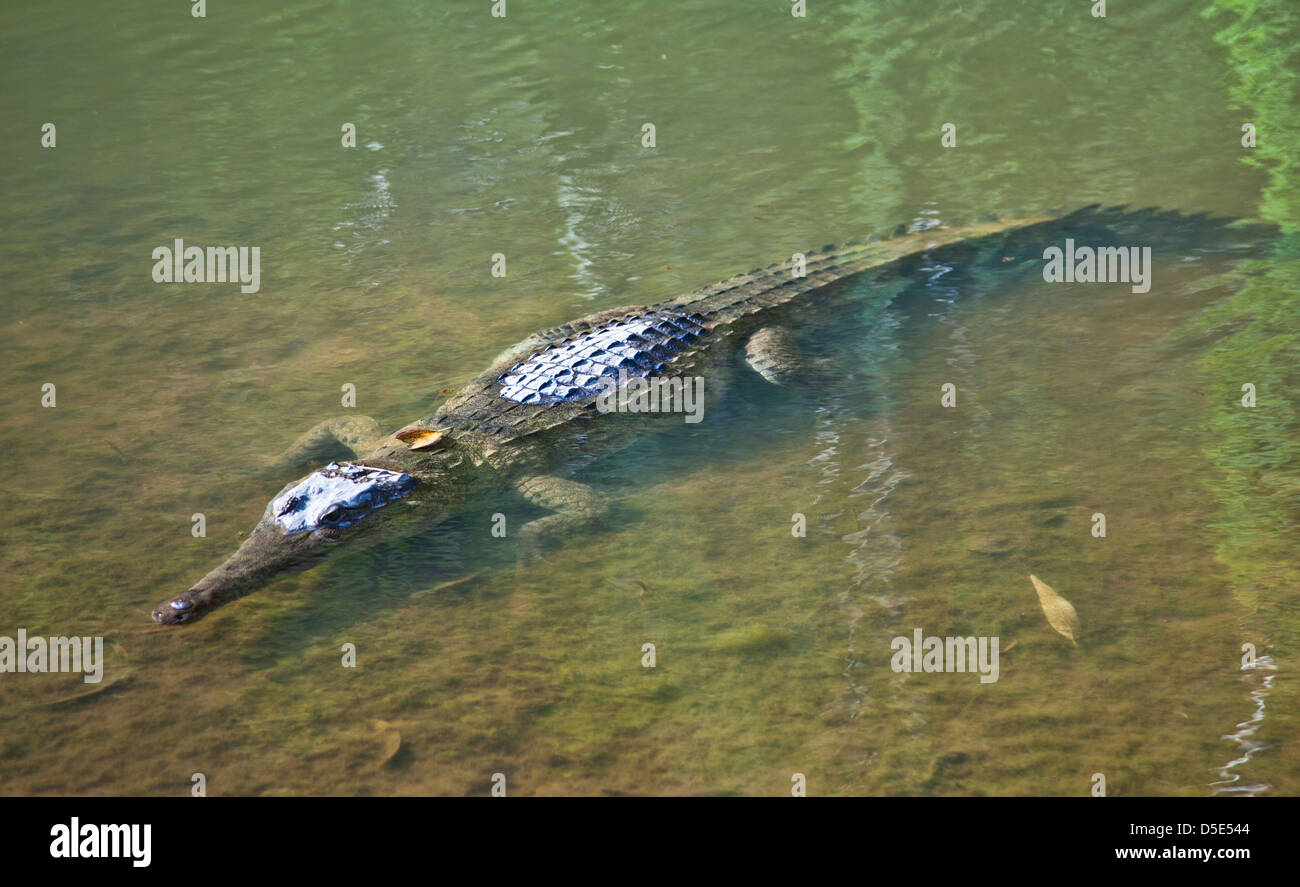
[149,204,1242,625]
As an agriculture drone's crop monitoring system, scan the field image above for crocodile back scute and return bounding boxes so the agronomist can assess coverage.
[497,310,711,404]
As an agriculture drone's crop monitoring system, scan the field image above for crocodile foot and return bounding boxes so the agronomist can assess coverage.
[265,415,386,470]
[513,474,611,565]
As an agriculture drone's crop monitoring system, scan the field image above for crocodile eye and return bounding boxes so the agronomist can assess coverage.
[170,599,193,611]
[321,505,344,524]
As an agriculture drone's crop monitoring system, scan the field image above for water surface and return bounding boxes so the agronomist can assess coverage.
[1,0,1296,795]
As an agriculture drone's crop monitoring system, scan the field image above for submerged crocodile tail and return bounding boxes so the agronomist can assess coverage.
[663,211,1056,323]
[669,204,1269,323]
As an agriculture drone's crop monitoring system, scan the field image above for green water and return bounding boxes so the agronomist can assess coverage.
[1,0,1297,795]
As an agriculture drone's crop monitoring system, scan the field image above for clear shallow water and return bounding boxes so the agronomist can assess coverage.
[1,0,1297,795]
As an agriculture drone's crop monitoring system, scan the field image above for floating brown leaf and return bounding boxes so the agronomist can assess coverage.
[1029,574,1079,646]
[394,428,446,451]
[368,718,403,768]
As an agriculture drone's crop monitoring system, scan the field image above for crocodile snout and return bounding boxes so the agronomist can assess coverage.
[152,595,199,625]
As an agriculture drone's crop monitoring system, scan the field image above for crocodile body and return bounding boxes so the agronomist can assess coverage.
[150,204,1253,625]
[425,212,1045,456]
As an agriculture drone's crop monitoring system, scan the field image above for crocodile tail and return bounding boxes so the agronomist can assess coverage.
[669,205,1272,322]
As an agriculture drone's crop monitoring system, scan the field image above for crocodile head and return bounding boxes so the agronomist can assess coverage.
[151,461,428,626]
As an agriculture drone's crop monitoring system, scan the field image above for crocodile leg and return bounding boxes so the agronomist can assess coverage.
[743,326,805,386]
[267,415,386,469]
[513,474,611,561]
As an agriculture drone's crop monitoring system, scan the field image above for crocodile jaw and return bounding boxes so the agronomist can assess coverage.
[151,519,328,625]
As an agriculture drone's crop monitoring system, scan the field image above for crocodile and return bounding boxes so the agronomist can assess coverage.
[149,204,1254,625]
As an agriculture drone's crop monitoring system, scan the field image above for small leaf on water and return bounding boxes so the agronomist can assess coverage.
[1029,574,1079,646]
[368,718,403,768]
[394,428,447,451]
